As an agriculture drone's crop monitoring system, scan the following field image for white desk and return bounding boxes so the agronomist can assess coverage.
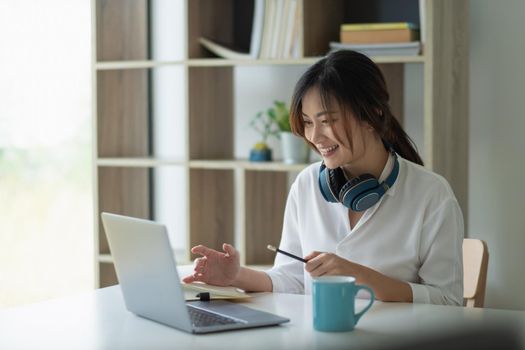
[1,286,524,350]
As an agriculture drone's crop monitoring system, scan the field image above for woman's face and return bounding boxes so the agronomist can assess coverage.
[302,87,369,170]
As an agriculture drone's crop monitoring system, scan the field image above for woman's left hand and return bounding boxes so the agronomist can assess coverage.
[304,251,413,302]
[304,251,361,277]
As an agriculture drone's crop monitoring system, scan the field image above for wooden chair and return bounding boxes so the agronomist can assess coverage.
[463,238,489,308]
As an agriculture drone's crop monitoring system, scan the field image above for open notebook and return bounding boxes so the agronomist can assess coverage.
[183,282,251,301]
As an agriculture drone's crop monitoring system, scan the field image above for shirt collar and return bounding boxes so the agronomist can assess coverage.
[378,152,398,197]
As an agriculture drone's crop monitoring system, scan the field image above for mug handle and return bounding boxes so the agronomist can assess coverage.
[354,285,375,325]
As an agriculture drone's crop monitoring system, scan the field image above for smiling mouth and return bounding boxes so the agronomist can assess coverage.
[318,145,339,156]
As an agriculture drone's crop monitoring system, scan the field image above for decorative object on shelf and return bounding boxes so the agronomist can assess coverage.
[249,142,273,162]
[257,100,309,164]
[269,101,309,164]
[280,132,309,164]
[249,105,280,162]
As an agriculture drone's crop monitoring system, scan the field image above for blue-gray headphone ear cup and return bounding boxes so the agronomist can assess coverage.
[318,164,346,203]
[339,174,373,199]
[339,174,380,210]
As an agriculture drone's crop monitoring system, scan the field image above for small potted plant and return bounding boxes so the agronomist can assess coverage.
[267,101,310,164]
[248,108,280,162]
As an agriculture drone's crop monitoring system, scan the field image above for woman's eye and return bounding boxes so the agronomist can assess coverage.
[303,120,313,126]
[321,118,337,125]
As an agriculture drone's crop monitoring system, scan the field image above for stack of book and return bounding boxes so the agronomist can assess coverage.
[330,22,421,57]
[199,0,303,60]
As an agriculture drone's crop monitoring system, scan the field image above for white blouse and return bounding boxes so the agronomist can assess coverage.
[265,154,464,306]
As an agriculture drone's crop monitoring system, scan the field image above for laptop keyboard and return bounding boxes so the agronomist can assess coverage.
[187,306,242,328]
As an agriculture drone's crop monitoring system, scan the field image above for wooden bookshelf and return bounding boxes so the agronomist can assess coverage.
[92,0,468,287]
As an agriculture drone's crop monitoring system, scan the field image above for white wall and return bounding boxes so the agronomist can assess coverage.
[234,65,308,160]
[469,0,525,310]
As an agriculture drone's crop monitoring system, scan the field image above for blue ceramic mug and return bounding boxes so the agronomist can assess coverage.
[312,276,375,332]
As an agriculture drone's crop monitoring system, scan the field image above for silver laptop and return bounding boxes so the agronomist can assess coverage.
[101,212,289,334]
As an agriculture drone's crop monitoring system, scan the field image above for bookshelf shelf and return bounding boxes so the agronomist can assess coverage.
[97,158,187,167]
[187,58,318,67]
[96,60,185,70]
[96,56,425,71]
[97,158,309,172]
[189,160,309,172]
[93,0,468,288]
[189,56,426,66]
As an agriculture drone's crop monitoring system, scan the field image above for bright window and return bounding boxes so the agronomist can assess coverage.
[0,0,93,307]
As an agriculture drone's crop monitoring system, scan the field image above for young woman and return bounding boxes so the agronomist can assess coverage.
[183,50,464,306]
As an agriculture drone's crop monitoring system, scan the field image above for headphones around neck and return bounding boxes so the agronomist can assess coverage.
[318,150,399,212]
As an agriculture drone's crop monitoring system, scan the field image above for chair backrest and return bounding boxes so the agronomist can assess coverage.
[463,238,489,308]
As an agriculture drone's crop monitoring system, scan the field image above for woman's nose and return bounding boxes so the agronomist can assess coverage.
[309,124,324,143]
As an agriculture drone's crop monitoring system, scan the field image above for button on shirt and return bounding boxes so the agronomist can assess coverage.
[265,155,464,306]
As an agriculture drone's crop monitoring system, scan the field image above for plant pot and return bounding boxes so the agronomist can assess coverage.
[249,147,272,162]
[280,132,309,164]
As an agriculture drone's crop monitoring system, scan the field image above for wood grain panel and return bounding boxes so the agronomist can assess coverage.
[99,262,118,287]
[189,67,233,159]
[97,70,150,157]
[188,0,235,58]
[189,169,234,260]
[98,167,151,255]
[425,0,469,220]
[96,0,148,61]
[245,171,288,265]
[303,0,344,56]
[379,63,404,124]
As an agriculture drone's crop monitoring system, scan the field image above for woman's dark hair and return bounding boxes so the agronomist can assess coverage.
[290,50,423,166]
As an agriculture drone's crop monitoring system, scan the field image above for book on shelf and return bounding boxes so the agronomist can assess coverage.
[260,0,301,59]
[270,0,284,59]
[183,282,251,301]
[340,22,418,31]
[419,0,426,44]
[199,0,264,60]
[259,0,274,58]
[201,0,301,60]
[340,28,419,44]
[199,37,254,60]
[340,22,419,44]
[329,41,421,57]
[282,0,298,58]
[249,0,265,58]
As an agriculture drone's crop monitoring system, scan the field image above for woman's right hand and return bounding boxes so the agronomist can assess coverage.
[182,243,241,287]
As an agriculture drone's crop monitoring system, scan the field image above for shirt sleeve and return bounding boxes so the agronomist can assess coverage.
[409,198,464,305]
[265,182,305,293]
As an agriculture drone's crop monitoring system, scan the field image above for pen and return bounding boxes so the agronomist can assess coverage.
[267,244,307,263]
